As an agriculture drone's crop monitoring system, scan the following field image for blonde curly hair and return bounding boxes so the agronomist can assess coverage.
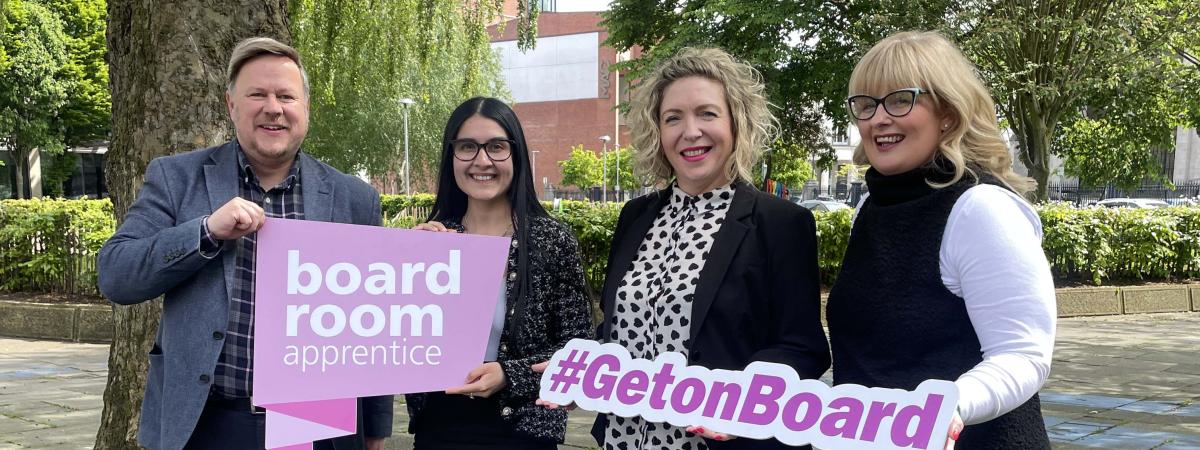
[848,31,1034,195]
[628,47,778,186]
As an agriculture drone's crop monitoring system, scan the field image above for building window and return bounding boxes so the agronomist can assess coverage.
[64,153,108,199]
[832,125,849,144]
[540,0,556,12]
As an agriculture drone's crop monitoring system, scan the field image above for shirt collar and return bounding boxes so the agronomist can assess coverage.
[668,182,735,215]
[234,140,301,191]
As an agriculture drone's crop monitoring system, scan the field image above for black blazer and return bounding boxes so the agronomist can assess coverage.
[591,182,831,450]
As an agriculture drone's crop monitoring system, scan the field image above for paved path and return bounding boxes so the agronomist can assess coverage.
[1,312,1199,449]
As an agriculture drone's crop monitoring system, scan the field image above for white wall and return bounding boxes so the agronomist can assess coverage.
[491,33,599,103]
[1174,127,1200,182]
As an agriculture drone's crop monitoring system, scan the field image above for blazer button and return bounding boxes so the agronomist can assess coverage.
[212,331,224,340]
[500,407,513,417]
[198,374,210,384]
[511,239,518,248]
[499,343,508,352]
[507,272,517,281]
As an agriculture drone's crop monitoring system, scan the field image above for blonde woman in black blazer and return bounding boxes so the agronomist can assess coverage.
[587,48,831,450]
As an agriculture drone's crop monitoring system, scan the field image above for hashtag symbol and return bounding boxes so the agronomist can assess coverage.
[549,349,589,393]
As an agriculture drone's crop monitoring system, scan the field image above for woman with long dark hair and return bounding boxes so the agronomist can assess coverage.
[405,97,592,449]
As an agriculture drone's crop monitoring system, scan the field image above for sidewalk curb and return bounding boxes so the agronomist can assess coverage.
[2,284,1197,343]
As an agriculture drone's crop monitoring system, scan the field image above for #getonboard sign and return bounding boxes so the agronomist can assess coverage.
[540,339,959,450]
[253,218,510,448]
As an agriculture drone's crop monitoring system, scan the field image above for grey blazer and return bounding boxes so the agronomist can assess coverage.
[97,141,391,450]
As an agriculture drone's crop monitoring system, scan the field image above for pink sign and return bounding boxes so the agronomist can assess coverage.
[253,218,509,448]
[540,339,960,450]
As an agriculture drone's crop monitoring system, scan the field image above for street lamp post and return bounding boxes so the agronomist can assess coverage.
[599,135,611,202]
[615,146,621,201]
[399,98,415,197]
[531,150,540,199]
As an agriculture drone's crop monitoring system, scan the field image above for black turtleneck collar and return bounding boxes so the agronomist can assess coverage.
[864,156,958,206]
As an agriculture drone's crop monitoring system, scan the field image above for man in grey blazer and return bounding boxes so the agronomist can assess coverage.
[98,37,391,450]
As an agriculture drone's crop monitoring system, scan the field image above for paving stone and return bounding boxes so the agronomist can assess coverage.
[1072,426,1175,448]
[1116,399,1187,414]
[1047,422,1110,441]
[1040,391,1140,410]
[2,313,1200,450]
[1170,404,1200,418]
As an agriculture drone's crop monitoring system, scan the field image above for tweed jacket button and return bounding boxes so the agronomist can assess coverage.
[501,406,513,417]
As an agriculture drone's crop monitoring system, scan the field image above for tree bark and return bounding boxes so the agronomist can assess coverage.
[97,2,289,448]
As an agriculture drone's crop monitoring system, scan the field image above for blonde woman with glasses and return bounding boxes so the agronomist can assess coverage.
[827,31,1055,449]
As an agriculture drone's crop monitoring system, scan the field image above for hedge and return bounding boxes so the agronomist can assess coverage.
[0,199,115,296]
[3,198,1199,297]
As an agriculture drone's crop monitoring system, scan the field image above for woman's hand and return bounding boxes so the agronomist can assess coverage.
[412,221,455,232]
[944,412,964,450]
[686,426,736,442]
[531,361,577,411]
[445,362,507,398]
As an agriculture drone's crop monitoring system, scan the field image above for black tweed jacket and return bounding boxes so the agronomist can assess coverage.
[406,215,593,443]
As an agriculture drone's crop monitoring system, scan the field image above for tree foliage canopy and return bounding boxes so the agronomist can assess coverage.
[559,144,602,189]
[289,0,538,190]
[604,0,1200,199]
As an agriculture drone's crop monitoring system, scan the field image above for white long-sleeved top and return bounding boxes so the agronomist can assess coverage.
[855,184,1057,425]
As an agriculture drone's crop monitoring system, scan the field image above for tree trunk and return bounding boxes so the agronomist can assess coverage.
[96,2,289,448]
[11,146,29,199]
[1011,97,1054,203]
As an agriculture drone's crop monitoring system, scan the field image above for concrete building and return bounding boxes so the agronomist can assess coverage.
[1172,128,1200,181]
[488,3,634,198]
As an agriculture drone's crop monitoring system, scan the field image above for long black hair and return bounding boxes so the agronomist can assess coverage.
[428,97,548,335]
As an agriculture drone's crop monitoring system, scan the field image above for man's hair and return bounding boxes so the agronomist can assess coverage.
[226,37,310,95]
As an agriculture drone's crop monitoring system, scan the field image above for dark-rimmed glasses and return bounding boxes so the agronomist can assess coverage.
[451,138,514,162]
[847,88,929,121]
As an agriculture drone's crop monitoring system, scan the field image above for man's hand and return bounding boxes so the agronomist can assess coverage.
[365,436,386,450]
[207,198,266,240]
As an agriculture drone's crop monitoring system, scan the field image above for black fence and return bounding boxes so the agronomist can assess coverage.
[1045,181,1200,206]
[0,221,100,299]
[795,182,868,206]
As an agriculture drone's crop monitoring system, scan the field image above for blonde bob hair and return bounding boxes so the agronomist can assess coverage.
[628,47,778,186]
[848,31,1034,196]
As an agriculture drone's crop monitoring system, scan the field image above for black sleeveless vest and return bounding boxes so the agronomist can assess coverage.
[826,164,1050,449]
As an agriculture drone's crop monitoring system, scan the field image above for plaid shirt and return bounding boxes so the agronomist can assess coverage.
[201,145,304,398]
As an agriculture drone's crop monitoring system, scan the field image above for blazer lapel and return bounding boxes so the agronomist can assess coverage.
[299,153,334,222]
[688,182,754,344]
[204,142,241,304]
[600,188,671,342]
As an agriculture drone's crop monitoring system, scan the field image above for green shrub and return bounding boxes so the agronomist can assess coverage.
[547,201,622,295]
[0,199,114,295]
[8,198,1200,299]
[813,209,852,285]
[380,193,436,220]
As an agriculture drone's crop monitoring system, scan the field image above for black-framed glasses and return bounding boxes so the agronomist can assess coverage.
[451,138,514,162]
[847,88,929,121]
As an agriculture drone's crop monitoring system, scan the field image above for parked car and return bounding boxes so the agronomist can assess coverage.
[1165,197,1198,207]
[1096,198,1170,209]
[794,199,853,212]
